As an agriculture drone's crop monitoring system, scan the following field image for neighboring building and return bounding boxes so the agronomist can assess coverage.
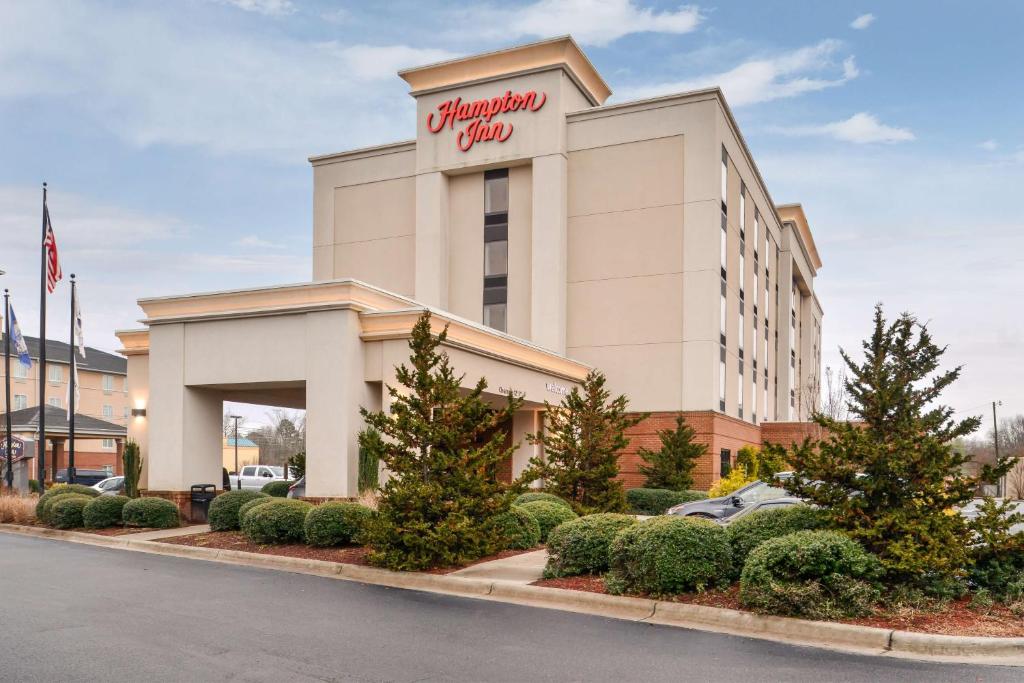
[222,436,260,473]
[117,36,823,516]
[1,334,129,473]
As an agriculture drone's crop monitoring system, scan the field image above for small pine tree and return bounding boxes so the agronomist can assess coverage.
[770,305,1015,585]
[524,370,646,514]
[360,312,523,570]
[123,438,143,499]
[286,451,305,480]
[637,416,705,491]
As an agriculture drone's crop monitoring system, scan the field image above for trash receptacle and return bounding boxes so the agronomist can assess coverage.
[190,484,217,523]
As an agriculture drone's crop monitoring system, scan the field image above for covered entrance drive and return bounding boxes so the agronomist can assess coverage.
[117,280,589,518]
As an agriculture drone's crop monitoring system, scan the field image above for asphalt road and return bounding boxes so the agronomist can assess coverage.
[0,533,1018,682]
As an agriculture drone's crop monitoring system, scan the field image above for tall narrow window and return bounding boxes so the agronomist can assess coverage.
[752,375,757,424]
[14,394,28,410]
[720,213,728,279]
[719,347,726,412]
[720,281,727,344]
[720,449,732,477]
[483,169,509,332]
[739,184,746,238]
[738,304,745,355]
[737,359,744,419]
[739,249,745,300]
[721,147,728,210]
[48,365,62,384]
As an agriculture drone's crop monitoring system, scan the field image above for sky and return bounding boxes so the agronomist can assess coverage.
[1,0,1022,430]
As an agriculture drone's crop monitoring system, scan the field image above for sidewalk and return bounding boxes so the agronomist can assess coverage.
[450,549,547,583]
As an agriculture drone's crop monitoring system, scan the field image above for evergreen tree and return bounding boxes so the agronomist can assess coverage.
[360,312,523,571]
[770,305,1014,585]
[525,370,646,513]
[637,416,705,491]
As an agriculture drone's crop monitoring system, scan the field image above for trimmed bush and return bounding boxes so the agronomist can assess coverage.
[40,491,97,524]
[242,498,313,544]
[237,497,276,525]
[208,490,269,531]
[82,495,131,529]
[305,502,374,547]
[49,495,91,529]
[606,516,732,596]
[544,513,637,578]
[122,497,180,529]
[739,530,882,619]
[261,480,292,498]
[726,505,828,572]
[517,500,578,542]
[513,492,572,510]
[35,484,98,521]
[490,506,542,551]
[625,488,707,515]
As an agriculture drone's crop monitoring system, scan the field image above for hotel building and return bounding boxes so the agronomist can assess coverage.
[117,37,822,514]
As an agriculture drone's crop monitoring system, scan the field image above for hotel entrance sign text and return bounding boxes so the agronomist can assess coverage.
[426,90,547,152]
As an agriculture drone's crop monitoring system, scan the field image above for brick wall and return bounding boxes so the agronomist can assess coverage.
[760,421,828,448]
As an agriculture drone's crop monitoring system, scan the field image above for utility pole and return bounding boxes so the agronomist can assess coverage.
[230,415,242,491]
[993,401,1002,497]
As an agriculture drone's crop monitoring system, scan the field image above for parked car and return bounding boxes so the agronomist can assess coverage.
[53,468,110,486]
[667,473,795,522]
[92,476,125,496]
[286,476,305,499]
[229,465,292,491]
[718,497,806,525]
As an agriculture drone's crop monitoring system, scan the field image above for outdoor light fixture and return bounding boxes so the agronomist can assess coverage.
[131,408,147,417]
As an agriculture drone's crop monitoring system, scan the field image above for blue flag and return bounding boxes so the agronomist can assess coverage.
[8,305,31,369]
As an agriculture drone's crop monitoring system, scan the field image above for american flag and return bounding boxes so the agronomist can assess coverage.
[43,204,62,293]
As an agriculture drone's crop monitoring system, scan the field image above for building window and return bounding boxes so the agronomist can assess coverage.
[48,397,60,409]
[14,394,28,410]
[720,449,732,477]
[752,376,757,424]
[739,184,746,239]
[12,362,28,379]
[48,365,62,384]
[764,376,769,421]
[719,346,726,412]
[737,358,744,419]
[753,211,760,259]
[721,147,728,210]
[102,438,114,449]
[765,269,770,320]
[102,374,114,393]
[123,407,130,420]
[720,213,727,279]
[122,377,128,393]
[738,248,745,301]
[720,281,727,344]
[738,304,744,354]
[102,404,113,419]
[483,169,509,332]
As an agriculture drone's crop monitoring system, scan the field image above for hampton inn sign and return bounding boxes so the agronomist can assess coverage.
[426,89,547,151]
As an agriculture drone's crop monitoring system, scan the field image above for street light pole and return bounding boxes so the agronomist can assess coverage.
[229,415,242,491]
[993,401,1003,497]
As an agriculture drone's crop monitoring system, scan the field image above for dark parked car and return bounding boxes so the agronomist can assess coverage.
[667,473,795,522]
[53,468,110,486]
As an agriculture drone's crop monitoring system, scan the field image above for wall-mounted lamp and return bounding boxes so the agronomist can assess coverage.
[131,408,147,418]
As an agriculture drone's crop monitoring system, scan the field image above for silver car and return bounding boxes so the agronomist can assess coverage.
[92,476,125,496]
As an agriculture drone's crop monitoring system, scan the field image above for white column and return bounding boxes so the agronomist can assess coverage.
[778,257,796,421]
[530,154,568,354]
[414,171,450,309]
[304,309,366,498]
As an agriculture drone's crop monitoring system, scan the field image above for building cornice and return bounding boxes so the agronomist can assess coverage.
[308,139,416,166]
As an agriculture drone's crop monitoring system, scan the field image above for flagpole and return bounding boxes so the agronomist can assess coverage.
[4,289,13,491]
[68,274,76,485]
[38,182,47,492]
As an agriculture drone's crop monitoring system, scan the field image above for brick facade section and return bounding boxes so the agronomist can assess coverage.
[620,412,819,491]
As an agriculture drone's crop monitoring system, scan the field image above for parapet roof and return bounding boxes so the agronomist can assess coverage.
[398,35,611,105]
[776,204,822,271]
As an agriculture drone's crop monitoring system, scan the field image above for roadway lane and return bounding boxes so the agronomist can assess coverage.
[0,533,1017,682]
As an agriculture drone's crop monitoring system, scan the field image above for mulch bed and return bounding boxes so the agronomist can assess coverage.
[531,578,1024,637]
[78,527,164,536]
[160,531,538,573]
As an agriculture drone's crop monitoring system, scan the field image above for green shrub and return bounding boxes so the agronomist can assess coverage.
[122,497,180,529]
[305,502,374,547]
[82,495,130,529]
[518,500,578,542]
[261,481,292,498]
[35,484,98,521]
[208,490,269,531]
[513,492,572,510]
[242,498,313,544]
[544,513,637,578]
[968,498,1024,601]
[40,491,96,524]
[29,479,41,494]
[739,530,882,619]
[489,506,541,550]
[625,488,706,515]
[49,495,91,529]
[607,516,732,596]
[237,497,276,525]
[726,505,828,572]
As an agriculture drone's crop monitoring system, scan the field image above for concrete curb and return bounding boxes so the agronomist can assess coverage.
[2,523,1022,665]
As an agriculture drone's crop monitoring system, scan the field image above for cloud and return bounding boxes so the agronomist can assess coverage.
[236,235,285,249]
[0,3,455,161]
[771,112,915,144]
[850,13,875,30]
[449,0,702,47]
[979,139,998,151]
[617,39,858,106]
[221,0,296,16]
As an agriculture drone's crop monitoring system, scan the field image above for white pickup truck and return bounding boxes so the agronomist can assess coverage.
[230,465,289,491]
